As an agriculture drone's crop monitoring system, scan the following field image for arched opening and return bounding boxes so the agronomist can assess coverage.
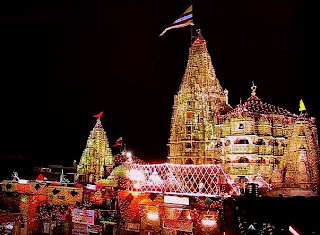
[256,139,265,145]
[238,157,249,163]
[185,143,192,149]
[234,138,249,144]
[256,157,266,164]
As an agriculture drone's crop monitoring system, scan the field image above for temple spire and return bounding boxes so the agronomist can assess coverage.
[77,116,114,183]
[168,33,231,164]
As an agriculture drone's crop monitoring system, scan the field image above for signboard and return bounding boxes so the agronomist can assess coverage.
[72,208,95,225]
[72,223,88,235]
[164,195,189,205]
[88,225,102,233]
[163,221,193,232]
[72,229,88,235]
[86,184,97,191]
[125,222,140,232]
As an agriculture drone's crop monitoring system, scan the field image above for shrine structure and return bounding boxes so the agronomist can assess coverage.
[168,32,320,191]
[77,117,114,183]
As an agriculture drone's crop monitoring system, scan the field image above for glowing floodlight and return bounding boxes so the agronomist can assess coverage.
[18,179,28,184]
[133,182,141,189]
[149,171,162,185]
[202,211,216,226]
[126,151,133,162]
[187,212,192,220]
[129,169,145,181]
[202,219,217,226]
[147,212,159,220]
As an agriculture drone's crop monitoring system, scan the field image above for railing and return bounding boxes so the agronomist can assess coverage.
[228,163,273,176]
[257,146,272,155]
[227,145,257,154]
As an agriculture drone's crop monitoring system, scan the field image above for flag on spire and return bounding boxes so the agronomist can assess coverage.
[112,137,123,147]
[93,111,104,118]
[299,99,306,112]
[159,5,194,36]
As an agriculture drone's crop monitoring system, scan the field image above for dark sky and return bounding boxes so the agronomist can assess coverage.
[0,0,317,177]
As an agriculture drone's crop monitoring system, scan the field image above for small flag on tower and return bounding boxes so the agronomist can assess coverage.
[159,5,194,36]
[113,137,123,147]
[299,99,306,112]
[93,111,104,118]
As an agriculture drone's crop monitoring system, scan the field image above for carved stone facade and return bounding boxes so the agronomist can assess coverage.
[168,35,231,165]
[77,118,114,183]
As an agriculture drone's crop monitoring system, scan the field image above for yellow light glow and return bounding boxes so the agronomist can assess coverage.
[202,219,216,226]
[147,212,159,220]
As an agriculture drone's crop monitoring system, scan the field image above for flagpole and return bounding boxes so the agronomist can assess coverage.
[190,24,193,46]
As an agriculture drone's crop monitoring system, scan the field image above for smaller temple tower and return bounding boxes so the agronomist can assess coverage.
[281,114,320,189]
[77,116,114,183]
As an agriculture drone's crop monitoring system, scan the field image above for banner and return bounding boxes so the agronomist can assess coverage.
[72,208,95,225]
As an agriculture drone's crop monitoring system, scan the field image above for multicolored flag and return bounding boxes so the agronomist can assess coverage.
[112,137,123,147]
[159,5,194,36]
[299,99,306,112]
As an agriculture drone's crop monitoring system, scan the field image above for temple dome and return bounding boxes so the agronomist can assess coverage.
[227,83,296,117]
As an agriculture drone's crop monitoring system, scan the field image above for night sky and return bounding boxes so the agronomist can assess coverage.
[0,0,317,178]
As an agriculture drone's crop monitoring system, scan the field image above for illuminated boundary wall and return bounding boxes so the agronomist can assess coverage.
[126,163,240,197]
[1,180,83,205]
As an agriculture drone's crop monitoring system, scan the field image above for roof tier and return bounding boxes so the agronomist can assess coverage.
[226,83,296,117]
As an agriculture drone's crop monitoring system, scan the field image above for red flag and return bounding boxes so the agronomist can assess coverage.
[37,174,45,181]
[112,137,122,147]
[93,111,103,118]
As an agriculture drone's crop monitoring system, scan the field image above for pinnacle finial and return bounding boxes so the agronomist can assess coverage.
[196,29,202,36]
[251,81,257,96]
[247,81,260,101]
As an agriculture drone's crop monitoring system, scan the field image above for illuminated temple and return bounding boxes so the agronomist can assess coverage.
[1,32,320,235]
[168,33,320,191]
[77,117,113,183]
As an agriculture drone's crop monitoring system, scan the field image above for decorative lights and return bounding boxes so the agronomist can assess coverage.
[77,117,113,183]
[126,163,239,197]
[202,218,217,226]
[128,169,145,182]
[147,212,159,221]
[166,33,319,192]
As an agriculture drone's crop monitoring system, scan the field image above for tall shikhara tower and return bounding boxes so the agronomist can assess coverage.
[168,32,319,192]
[168,33,231,164]
[77,118,113,183]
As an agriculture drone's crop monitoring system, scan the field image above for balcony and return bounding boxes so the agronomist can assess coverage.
[227,145,257,154]
[228,163,256,175]
[273,147,284,156]
[227,163,273,176]
[257,146,271,155]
